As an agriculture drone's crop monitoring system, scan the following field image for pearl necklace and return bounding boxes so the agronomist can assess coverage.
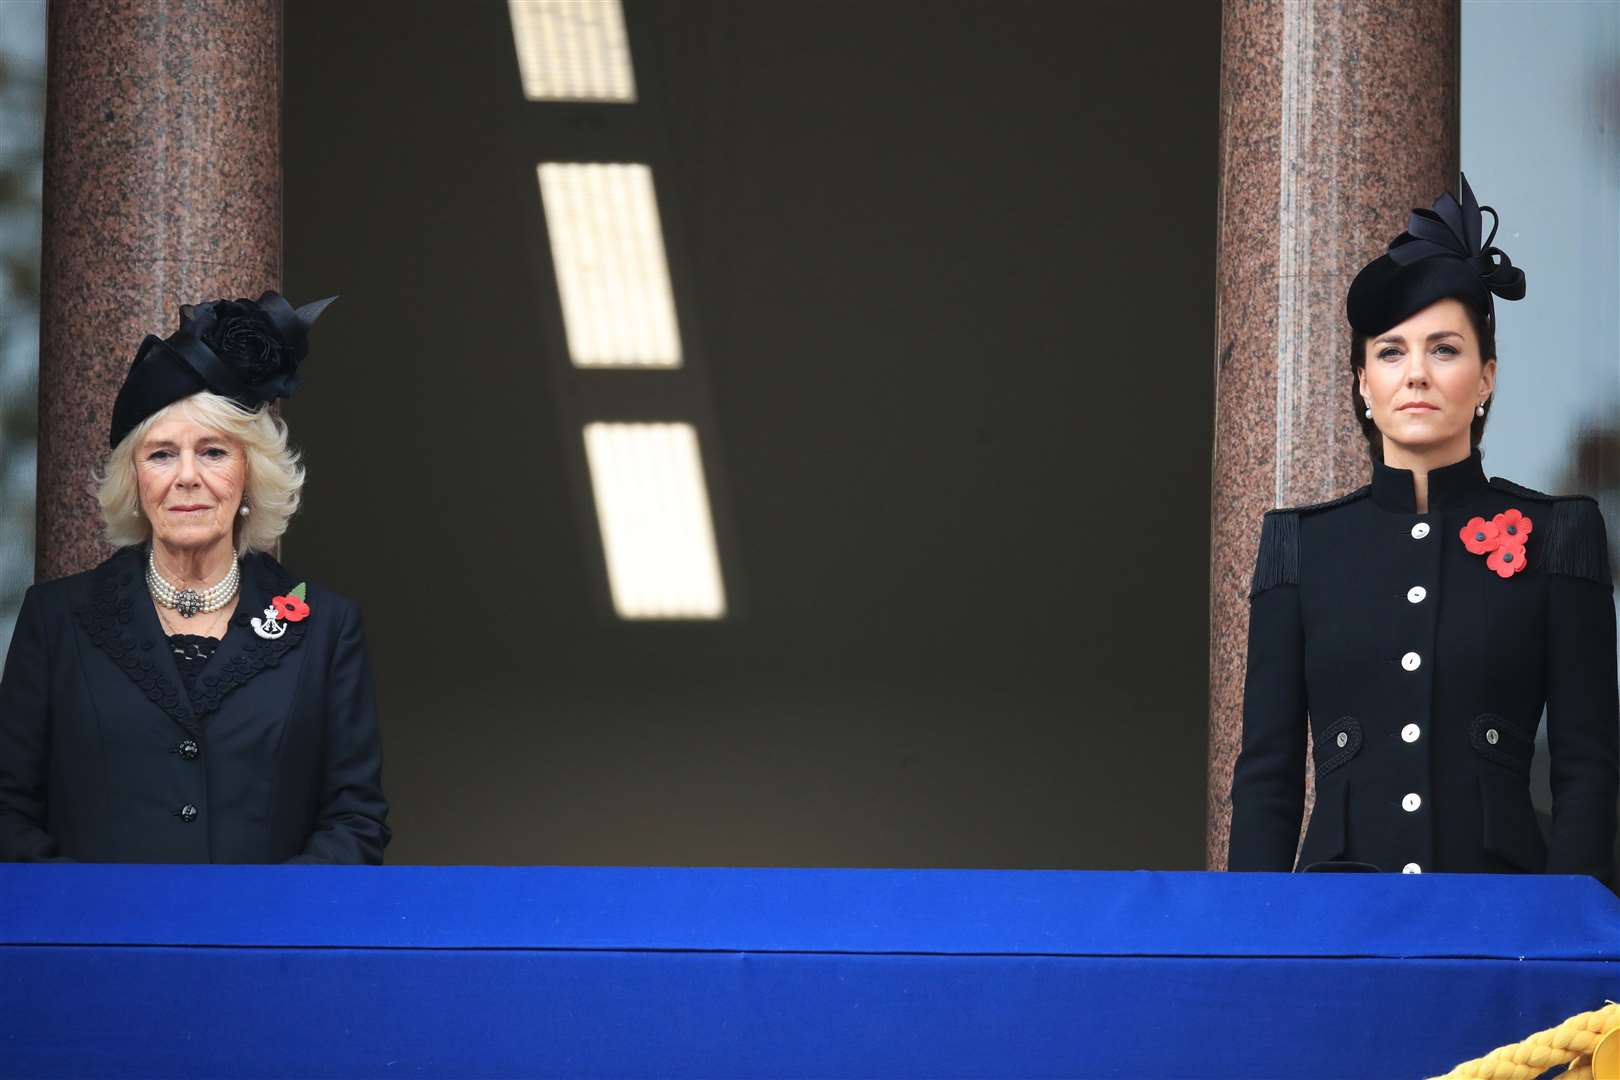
[146,548,241,618]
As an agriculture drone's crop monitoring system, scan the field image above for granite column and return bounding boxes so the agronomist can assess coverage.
[36,0,282,580]
[1208,0,1459,867]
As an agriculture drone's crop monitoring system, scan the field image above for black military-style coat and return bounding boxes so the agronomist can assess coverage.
[1228,451,1618,878]
[0,546,389,863]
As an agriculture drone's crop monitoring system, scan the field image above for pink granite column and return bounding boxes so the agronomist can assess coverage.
[1207,0,1459,868]
[35,0,282,580]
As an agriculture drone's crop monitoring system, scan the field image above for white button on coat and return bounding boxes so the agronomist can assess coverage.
[1402,793,1422,812]
[1402,724,1421,743]
[1411,523,1431,539]
[1401,652,1422,671]
[1407,586,1427,603]
[1335,732,1348,748]
[1486,728,1500,745]
[1402,863,1422,874]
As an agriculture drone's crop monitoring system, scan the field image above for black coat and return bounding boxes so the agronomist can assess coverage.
[0,546,389,863]
[1228,451,1618,878]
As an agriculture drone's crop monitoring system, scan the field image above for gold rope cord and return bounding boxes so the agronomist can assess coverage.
[1428,1003,1620,1080]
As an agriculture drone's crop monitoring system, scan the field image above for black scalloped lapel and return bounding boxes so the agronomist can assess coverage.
[73,548,309,738]
[198,555,310,722]
[74,549,195,735]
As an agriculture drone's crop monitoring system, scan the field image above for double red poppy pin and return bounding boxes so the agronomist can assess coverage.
[1459,509,1532,579]
[252,582,311,640]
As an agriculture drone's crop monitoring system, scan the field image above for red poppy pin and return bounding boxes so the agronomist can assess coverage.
[272,587,311,623]
[1459,510,1532,579]
[253,582,310,640]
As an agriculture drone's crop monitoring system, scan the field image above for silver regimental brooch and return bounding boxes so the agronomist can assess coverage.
[253,582,311,641]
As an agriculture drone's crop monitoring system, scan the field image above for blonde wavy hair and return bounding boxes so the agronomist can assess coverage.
[96,392,305,555]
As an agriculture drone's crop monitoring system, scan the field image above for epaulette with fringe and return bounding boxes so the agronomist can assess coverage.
[1288,484,1372,516]
[1486,476,1557,503]
[1488,478,1613,585]
[1249,485,1371,597]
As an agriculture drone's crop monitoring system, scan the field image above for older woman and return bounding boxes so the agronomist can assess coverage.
[0,291,389,862]
[1229,177,1618,879]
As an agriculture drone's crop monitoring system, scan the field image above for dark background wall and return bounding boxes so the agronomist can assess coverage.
[283,0,1219,867]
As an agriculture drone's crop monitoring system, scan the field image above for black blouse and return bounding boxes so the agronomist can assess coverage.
[167,633,221,702]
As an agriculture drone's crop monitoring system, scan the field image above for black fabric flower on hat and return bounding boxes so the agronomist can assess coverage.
[1346,174,1527,336]
[197,299,301,400]
[109,290,336,447]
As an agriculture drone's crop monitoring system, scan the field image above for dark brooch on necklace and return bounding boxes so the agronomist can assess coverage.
[146,549,241,616]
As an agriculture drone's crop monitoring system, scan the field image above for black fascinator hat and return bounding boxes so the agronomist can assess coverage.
[1346,174,1526,338]
[109,290,337,448]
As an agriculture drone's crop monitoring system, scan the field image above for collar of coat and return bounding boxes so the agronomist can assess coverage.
[73,546,310,740]
[1370,449,1490,513]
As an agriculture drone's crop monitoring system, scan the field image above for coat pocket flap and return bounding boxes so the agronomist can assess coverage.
[1314,716,1362,778]
[1470,713,1534,776]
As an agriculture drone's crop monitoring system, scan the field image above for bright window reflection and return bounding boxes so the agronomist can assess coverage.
[508,0,637,103]
[538,163,683,368]
[584,422,726,620]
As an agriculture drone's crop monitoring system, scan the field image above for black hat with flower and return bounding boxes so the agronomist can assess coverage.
[1346,174,1527,337]
[109,290,336,448]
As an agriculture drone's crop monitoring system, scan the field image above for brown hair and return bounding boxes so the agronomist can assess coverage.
[1349,298,1496,460]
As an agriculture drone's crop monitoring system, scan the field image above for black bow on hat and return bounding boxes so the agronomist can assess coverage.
[1346,174,1526,337]
[109,290,336,448]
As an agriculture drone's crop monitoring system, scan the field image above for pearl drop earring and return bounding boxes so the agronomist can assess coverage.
[239,504,250,517]
[1475,401,1487,417]
[1363,402,1373,419]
